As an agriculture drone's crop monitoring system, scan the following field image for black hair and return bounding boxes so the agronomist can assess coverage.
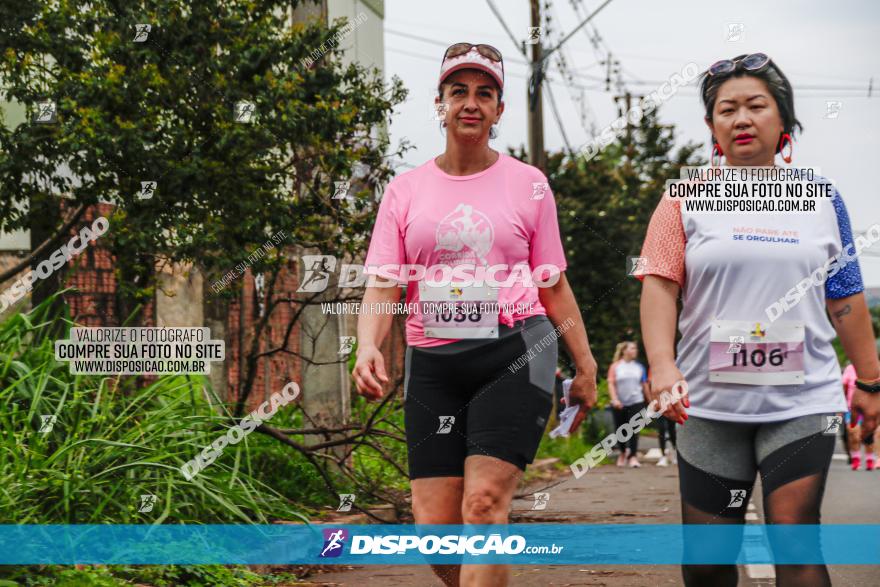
[699,55,802,150]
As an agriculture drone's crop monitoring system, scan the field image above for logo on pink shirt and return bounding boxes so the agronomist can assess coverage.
[434,204,494,266]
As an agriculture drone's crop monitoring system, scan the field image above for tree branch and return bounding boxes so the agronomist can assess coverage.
[0,203,87,284]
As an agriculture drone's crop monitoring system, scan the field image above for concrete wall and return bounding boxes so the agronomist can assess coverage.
[327,0,385,71]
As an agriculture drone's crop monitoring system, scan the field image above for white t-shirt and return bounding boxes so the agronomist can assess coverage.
[635,177,859,422]
[608,360,647,406]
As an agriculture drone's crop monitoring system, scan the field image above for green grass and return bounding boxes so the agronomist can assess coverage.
[0,296,315,585]
[0,295,305,525]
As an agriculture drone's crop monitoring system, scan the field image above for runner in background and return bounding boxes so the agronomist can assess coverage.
[636,53,880,587]
[354,42,599,587]
[648,366,678,467]
[842,361,876,470]
[607,341,650,467]
[645,366,678,466]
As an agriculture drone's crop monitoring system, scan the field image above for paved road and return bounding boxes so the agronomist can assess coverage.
[302,441,879,586]
[820,453,879,586]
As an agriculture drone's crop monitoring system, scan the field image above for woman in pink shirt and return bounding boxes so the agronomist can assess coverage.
[842,362,876,470]
[353,42,598,587]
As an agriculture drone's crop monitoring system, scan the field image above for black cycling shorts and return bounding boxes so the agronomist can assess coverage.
[403,315,557,479]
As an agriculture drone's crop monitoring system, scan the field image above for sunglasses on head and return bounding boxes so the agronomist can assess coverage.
[443,42,503,63]
[708,52,770,76]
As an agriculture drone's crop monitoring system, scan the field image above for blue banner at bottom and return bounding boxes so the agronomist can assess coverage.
[1,524,878,565]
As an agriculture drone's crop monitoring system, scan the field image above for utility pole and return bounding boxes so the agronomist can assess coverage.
[487,0,615,171]
[527,0,545,172]
[613,91,643,160]
[613,91,633,140]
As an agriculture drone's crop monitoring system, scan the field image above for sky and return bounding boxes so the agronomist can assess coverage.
[379,0,880,285]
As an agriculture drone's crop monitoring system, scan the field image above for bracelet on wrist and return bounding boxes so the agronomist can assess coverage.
[855,377,880,393]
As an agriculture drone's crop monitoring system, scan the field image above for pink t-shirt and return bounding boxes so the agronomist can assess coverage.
[364,153,567,348]
[842,363,857,409]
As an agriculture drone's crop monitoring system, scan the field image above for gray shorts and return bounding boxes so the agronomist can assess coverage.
[676,412,839,517]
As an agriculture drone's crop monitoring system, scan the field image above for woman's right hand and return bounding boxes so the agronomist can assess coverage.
[353,346,389,401]
[647,361,689,424]
[611,399,623,410]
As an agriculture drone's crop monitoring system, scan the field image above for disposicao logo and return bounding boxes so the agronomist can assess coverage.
[319,528,348,558]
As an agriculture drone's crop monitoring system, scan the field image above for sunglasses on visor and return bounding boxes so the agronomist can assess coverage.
[708,53,771,76]
[442,42,503,64]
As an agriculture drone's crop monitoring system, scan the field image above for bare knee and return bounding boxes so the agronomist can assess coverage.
[412,479,463,525]
[413,497,462,524]
[462,487,508,524]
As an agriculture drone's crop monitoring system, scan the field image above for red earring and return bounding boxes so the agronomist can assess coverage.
[711,142,723,167]
[778,133,793,164]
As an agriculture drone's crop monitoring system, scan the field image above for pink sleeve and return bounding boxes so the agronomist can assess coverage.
[529,182,568,280]
[364,183,405,280]
[634,192,686,288]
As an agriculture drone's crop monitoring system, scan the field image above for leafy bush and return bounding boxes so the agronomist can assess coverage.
[0,296,303,525]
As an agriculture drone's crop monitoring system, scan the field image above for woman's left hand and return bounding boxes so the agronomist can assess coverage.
[565,362,598,432]
[851,389,880,441]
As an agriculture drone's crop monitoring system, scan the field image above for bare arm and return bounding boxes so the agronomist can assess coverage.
[640,275,688,423]
[538,272,598,428]
[827,292,880,439]
[641,276,679,368]
[353,278,401,399]
[356,280,400,350]
[828,293,880,380]
[538,272,597,373]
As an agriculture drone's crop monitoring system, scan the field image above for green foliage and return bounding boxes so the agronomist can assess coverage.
[347,393,410,495]
[0,295,303,524]
[0,0,408,314]
[534,433,591,468]
[226,387,408,512]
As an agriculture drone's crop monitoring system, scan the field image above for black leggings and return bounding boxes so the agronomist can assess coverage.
[612,402,646,454]
[655,416,677,452]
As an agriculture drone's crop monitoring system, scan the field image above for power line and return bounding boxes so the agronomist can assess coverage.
[387,27,876,94]
[385,45,533,80]
[386,28,530,65]
[387,45,874,99]
[570,0,627,96]
[541,0,617,65]
[544,81,574,153]
[485,0,528,57]
[547,0,598,134]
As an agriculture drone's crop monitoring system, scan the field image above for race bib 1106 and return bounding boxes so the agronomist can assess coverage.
[709,320,805,385]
